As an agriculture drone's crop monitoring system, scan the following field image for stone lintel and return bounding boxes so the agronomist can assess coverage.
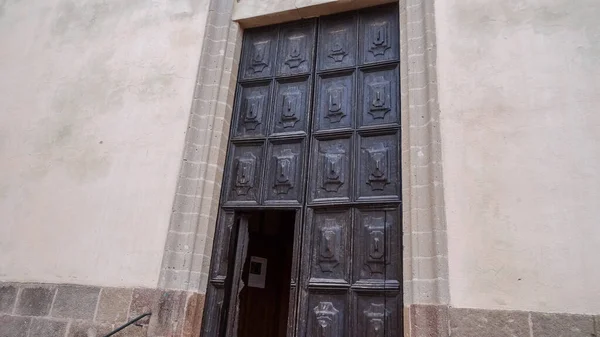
[233,0,398,28]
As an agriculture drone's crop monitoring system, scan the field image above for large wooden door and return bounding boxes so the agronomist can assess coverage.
[201,4,401,337]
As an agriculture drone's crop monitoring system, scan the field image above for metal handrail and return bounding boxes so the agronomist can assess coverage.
[103,312,152,337]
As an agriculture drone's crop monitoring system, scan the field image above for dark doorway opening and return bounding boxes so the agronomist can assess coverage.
[234,210,296,337]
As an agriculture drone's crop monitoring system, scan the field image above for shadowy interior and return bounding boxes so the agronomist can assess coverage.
[237,211,296,337]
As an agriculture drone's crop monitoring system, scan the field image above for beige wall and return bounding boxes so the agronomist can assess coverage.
[437,0,600,314]
[0,0,209,288]
[3,0,599,315]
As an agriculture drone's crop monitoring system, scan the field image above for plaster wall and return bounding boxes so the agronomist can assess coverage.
[437,0,600,314]
[0,0,209,288]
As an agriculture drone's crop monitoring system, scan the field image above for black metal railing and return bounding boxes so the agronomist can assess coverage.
[103,312,152,337]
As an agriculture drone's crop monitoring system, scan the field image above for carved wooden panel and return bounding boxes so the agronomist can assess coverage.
[306,293,347,337]
[310,210,350,284]
[353,293,400,337]
[241,28,278,80]
[277,21,316,77]
[272,77,310,135]
[359,6,399,65]
[315,72,355,131]
[353,209,399,285]
[264,140,304,204]
[359,66,399,127]
[226,143,263,204]
[310,137,352,203]
[234,82,271,138]
[319,13,357,71]
[357,133,399,200]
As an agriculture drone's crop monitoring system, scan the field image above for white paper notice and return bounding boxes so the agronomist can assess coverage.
[247,256,267,289]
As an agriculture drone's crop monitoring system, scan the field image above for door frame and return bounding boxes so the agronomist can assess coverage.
[158,0,450,336]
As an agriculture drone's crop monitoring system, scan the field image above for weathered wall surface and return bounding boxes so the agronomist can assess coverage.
[437,0,600,314]
[0,0,209,288]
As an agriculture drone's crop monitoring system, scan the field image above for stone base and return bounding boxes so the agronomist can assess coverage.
[405,304,600,337]
[2,282,598,337]
[0,282,204,337]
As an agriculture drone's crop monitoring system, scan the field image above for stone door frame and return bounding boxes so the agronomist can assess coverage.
[158,0,449,335]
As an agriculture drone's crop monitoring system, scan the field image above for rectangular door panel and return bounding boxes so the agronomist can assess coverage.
[359,6,399,65]
[352,291,401,337]
[352,209,400,288]
[357,132,400,201]
[225,143,265,205]
[277,20,317,77]
[318,12,358,71]
[309,136,352,203]
[264,139,305,205]
[233,81,273,138]
[308,209,351,285]
[315,71,355,131]
[359,65,399,127]
[305,291,348,337]
[241,27,278,80]
[272,76,311,136]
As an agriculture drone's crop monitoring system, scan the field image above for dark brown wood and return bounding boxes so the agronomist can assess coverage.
[201,4,401,337]
[237,212,295,337]
[210,212,236,282]
[299,6,401,336]
[224,216,249,337]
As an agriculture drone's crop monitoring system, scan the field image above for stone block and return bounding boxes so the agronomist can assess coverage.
[112,325,148,337]
[410,304,449,337]
[531,312,594,337]
[403,306,411,336]
[29,318,68,337]
[148,291,186,337]
[0,285,17,314]
[0,315,31,337]
[15,286,55,316]
[66,321,113,337]
[130,288,159,325]
[96,288,132,324]
[52,285,100,320]
[450,308,530,337]
[182,293,205,337]
[232,0,300,27]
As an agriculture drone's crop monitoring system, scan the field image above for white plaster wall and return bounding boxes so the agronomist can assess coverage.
[437,0,600,314]
[0,0,209,288]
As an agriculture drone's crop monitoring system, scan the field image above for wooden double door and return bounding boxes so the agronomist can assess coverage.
[201,3,401,337]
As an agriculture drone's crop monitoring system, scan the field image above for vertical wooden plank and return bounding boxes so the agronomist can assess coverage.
[224,216,250,337]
